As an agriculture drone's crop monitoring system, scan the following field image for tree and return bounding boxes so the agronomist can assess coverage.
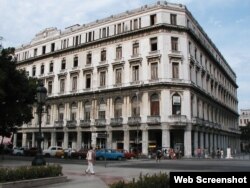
[240,122,250,152]
[0,48,37,147]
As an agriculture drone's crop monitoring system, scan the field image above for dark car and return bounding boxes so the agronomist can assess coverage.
[71,148,88,159]
[24,147,38,156]
[95,149,125,160]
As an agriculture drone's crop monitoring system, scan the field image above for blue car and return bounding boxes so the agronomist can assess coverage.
[95,149,125,160]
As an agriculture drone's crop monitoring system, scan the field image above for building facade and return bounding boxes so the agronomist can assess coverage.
[239,109,250,127]
[14,1,240,157]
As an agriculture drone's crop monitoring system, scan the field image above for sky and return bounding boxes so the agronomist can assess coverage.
[0,0,249,111]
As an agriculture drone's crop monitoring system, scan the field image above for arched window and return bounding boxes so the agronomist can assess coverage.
[172,94,181,115]
[132,96,140,117]
[114,97,122,118]
[46,105,51,124]
[150,94,159,116]
[84,101,91,120]
[71,102,77,121]
[58,104,64,121]
[98,99,106,119]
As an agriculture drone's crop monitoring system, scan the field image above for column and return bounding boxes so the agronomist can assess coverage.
[162,129,170,149]
[205,132,209,150]
[13,133,17,147]
[123,129,130,151]
[51,132,56,146]
[91,132,97,148]
[184,125,192,158]
[32,132,35,147]
[210,132,213,153]
[200,131,204,150]
[142,129,148,155]
[107,131,112,149]
[77,130,82,150]
[22,133,27,147]
[63,132,68,148]
[194,130,198,156]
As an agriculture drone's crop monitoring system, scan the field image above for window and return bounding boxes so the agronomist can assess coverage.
[100,71,106,86]
[195,48,197,59]
[86,74,91,88]
[188,41,192,54]
[132,66,139,81]
[132,95,140,117]
[171,37,178,51]
[98,99,106,119]
[151,63,158,80]
[32,66,36,76]
[62,39,67,49]
[73,56,78,67]
[48,80,53,94]
[42,46,46,54]
[51,43,55,52]
[46,106,51,124]
[58,104,64,121]
[102,28,107,38]
[170,14,177,25]
[150,94,159,116]
[117,23,122,34]
[172,94,181,115]
[101,50,106,62]
[134,19,138,30]
[49,62,53,72]
[61,58,66,70]
[88,32,92,42]
[114,98,122,118]
[72,76,77,91]
[34,48,37,57]
[172,62,179,79]
[71,103,77,121]
[40,64,44,75]
[86,53,92,64]
[150,37,157,51]
[84,101,91,120]
[132,42,139,56]
[115,68,122,84]
[150,14,157,25]
[60,78,65,93]
[116,46,122,59]
[74,35,80,46]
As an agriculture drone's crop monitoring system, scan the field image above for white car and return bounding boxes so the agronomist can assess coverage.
[42,146,63,157]
[12,147,25,156]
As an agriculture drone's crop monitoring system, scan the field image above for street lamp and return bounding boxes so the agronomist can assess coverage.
[32,81,47,166]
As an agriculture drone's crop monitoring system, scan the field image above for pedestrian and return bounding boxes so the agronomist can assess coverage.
[85,146,96,175]
[156,149,162,162]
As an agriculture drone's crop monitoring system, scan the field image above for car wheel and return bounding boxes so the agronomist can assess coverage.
[78,156,82,160]
[117,156,122,161]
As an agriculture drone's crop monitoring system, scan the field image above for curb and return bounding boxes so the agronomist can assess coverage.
[0,176,68,188]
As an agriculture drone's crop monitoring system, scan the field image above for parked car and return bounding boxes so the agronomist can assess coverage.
[24,147,38,156]
[118,149,136,159]
[71,148,88,159]
[12,147,25,156]
[95,149,125,160]
[43,146,63,157]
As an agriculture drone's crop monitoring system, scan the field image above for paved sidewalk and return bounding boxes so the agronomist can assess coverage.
[0,160,168,188]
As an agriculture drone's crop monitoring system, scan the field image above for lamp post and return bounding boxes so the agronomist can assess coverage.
[136,91,139,159]
[32,81,47,166]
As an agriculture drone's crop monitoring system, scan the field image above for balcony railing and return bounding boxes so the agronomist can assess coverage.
[54,120,64,128]
[110,118,123,126]
[95,119,106,127]
[147,115,161,125]
[66,120,77,128]
[128,116,141,126]
[169,115,187,126]
[80,119,91,127]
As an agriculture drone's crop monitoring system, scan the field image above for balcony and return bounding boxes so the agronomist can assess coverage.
[147,116,161,125]
[66,120,77,128]
[80,119,91,127]
[169,115,187,126]
[110,118,123,127]
[191,117,204,125]
[168,50,183,60]
[95,119,106,127]
[128,116,141,126]
[54,120,64,129]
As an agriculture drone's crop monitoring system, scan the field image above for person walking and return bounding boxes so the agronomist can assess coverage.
[156,149,162,162]
[85,146,96,175]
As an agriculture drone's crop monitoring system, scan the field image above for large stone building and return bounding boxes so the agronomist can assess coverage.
[14,1,240,157]
[239,109,250,127]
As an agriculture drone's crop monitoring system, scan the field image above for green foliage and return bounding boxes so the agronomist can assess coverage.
[240,123,250,141]
[109,172,169,188]
[0,164,62,183]
[0,47,38,139]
